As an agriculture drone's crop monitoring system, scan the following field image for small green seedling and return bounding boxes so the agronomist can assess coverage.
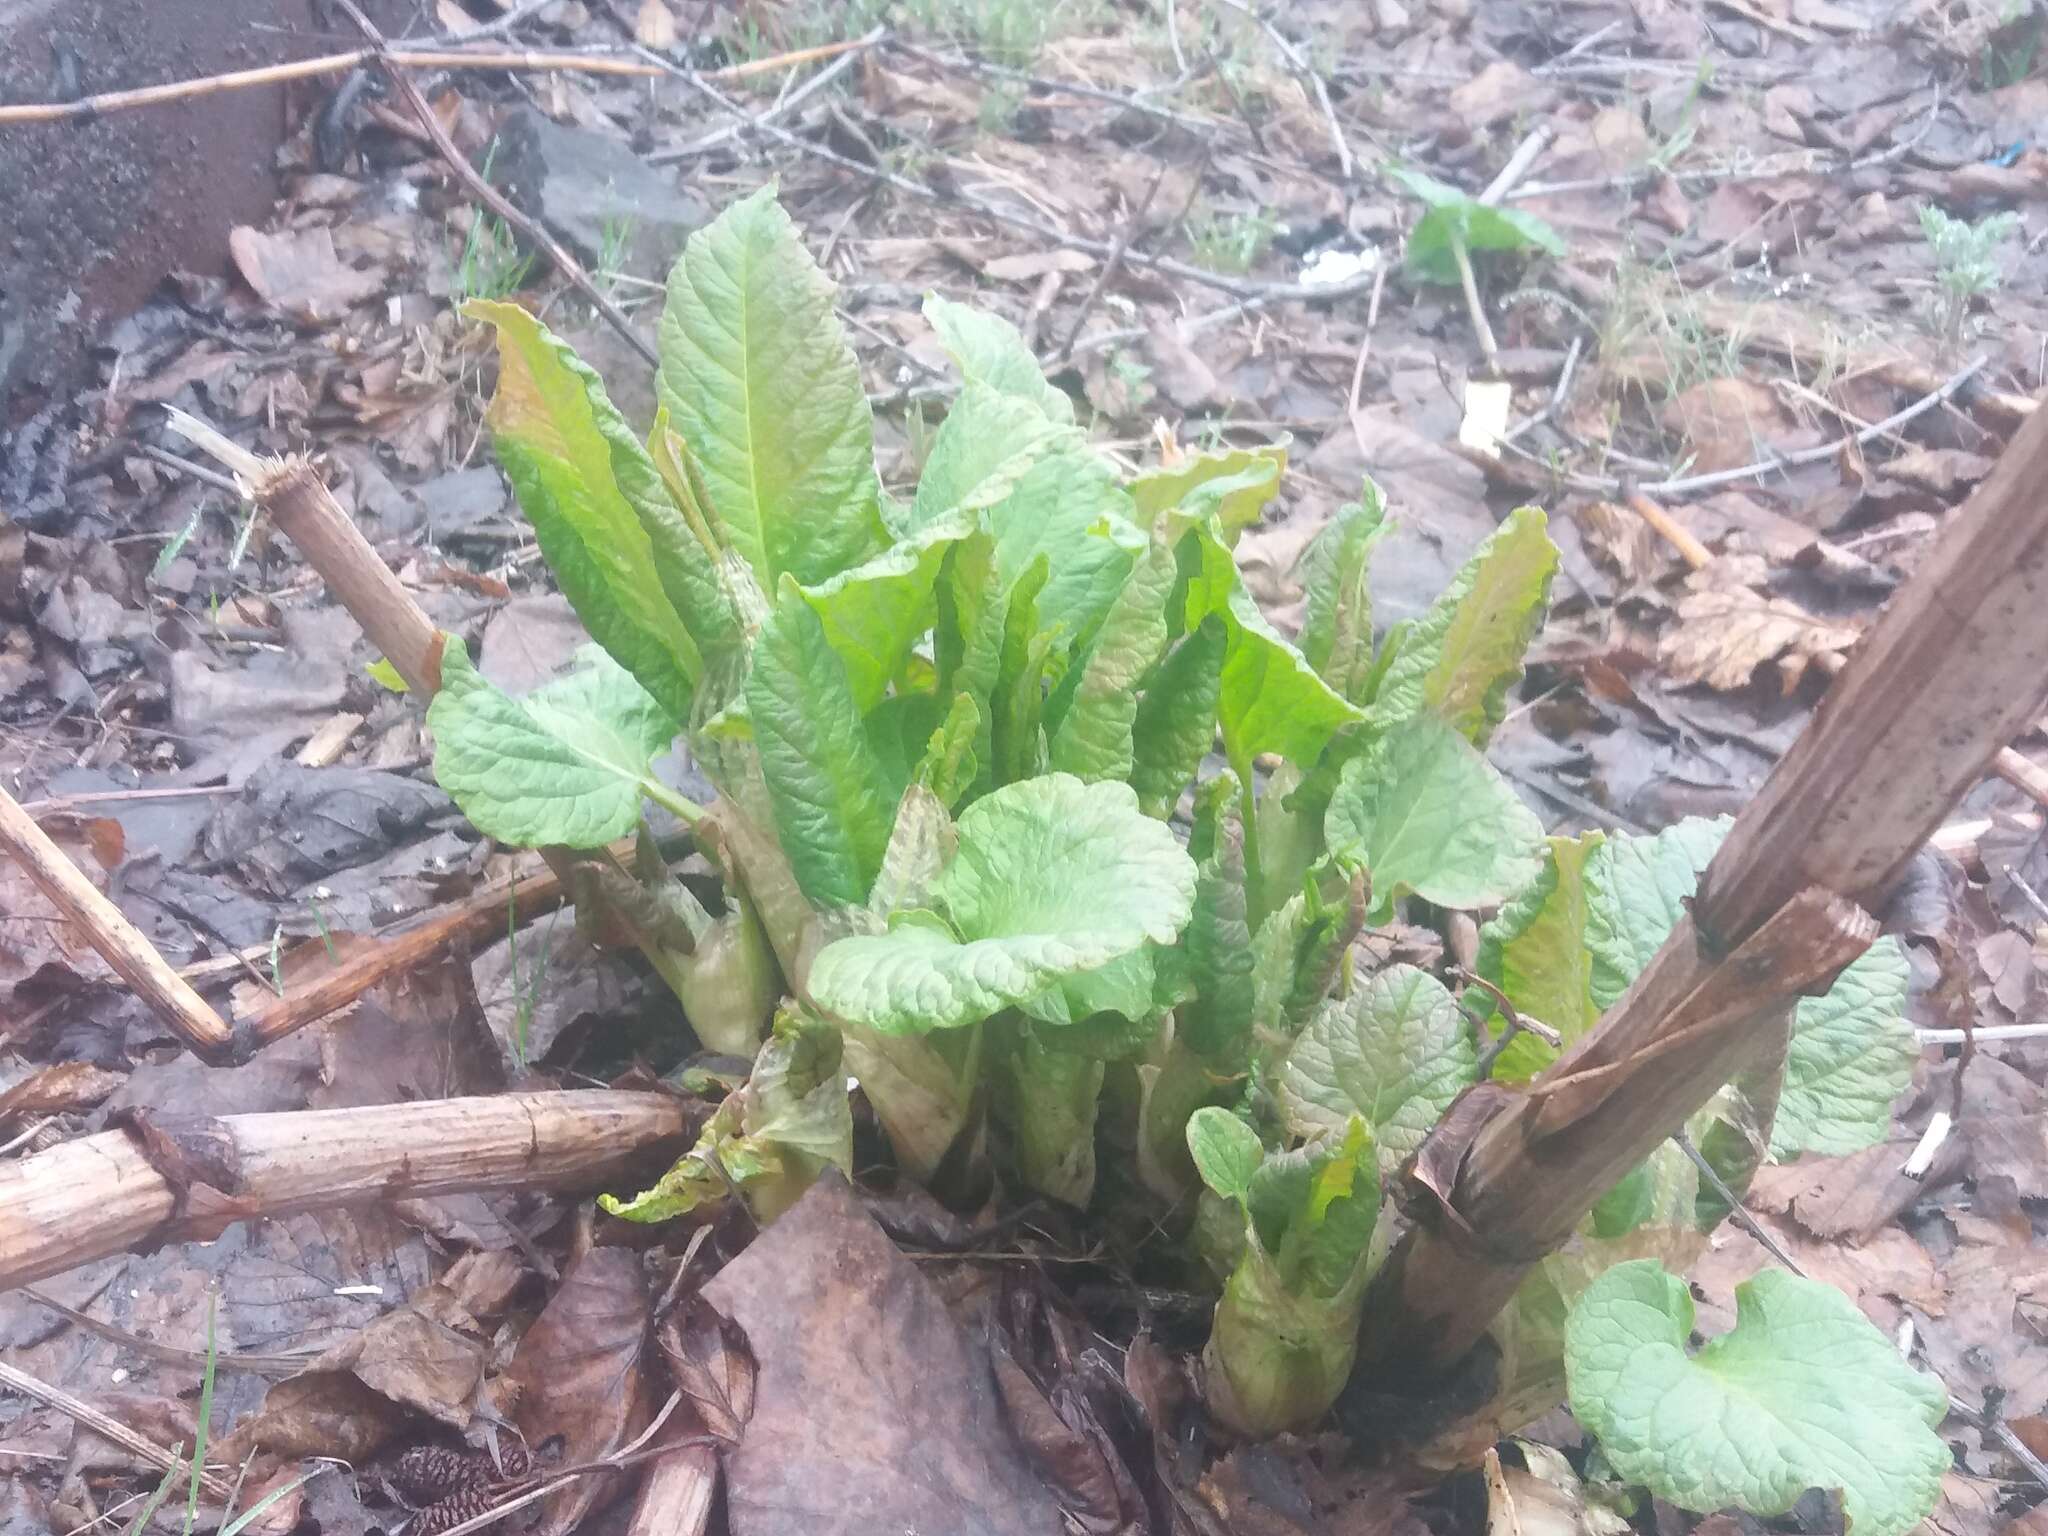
[1188,206,1281,274]
[1919,203,2019,348]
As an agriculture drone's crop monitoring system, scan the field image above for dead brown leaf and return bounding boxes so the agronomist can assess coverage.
[509,1245,655,1535]
[1661,583,1861,691]
[702,1171,1062,1536]
[1660,375,1806,473]
[228,225,386,324]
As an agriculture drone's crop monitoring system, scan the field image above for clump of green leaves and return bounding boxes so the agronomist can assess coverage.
[1919,203,2019,347]
[1187,206,1281,275]
[432,186,1936,1521]
[1187,1107,1378,1433]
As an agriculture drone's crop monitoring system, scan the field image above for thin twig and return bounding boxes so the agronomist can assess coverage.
[1059,158,1175,359]
[647,27,883,163]
[136,444,245,497]
[1205,0,1355,178]
[885,39,1232,146]
[634,45,1380,305]
[0,1361,239,1503]
[1456,966,1564,1080]
[1345,263,1389,422]
[0,37,871,124]
[336,0,658,370]
[1163,0,1188,74]
[1647,356,1986,495]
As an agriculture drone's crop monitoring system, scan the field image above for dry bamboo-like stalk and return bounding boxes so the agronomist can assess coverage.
[1363,402,2048,1370]
[162,413,711,1046]
[0,1092,689,1293]
[0,37,872,126]
[0,786,234,1056]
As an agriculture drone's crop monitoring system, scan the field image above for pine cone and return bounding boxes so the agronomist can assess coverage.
[391,1445,478,1502]
[411,1484,497,1535]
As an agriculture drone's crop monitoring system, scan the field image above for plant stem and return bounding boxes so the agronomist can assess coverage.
[642,779,709,826]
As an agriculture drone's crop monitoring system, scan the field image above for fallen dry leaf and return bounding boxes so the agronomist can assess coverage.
[634,0,677,48]
[509,1245,655,1535]
[1661,584,1861,691]
[1659,375,1805,474]
[228,226,386,324]
[702,1171,1062,1536]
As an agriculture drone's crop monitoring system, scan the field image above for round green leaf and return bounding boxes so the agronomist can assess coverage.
[808,774,1197,1033]
[1566,1260,1949,1536]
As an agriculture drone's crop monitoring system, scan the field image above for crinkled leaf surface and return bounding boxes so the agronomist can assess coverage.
[469,299,700,722]
[603,1012,851,1224]
[986,447,1145,652]
[1179,783,1256,1063]
[1476,833,1605,1081]
[1584,817,1730,1009]
[1050,529,1177,782]
[1773,938,1913,1157]
[1187,1106,1264,1203]
[908,384,1071,532]
[1128,445,1285,537]
[657,187,882,589]
[1129,618,1224,818]
[808,775,1197,1033]
[429,638,678,848]
[800,513,968,712]
[1389,166,1568,286]
[746,581,895,908]
[1186,521,1363,775]
[1364,507,1557,745]
[1280,964,1476,1174]
[924,294,1074,424]
[1565,1261,1949,1536]
[1324,715,1544,920]
[1295,483,1389,705]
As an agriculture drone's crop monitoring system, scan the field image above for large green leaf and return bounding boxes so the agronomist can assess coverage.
[657,186,883,590]
[1584,817,1731,1009]
[1364,507,1557,745]
[1476,832,1605,1081]
[1279,964,1476,1174]
[746,580,895,908]
[1186,521,1364,777]
[1389,165,1568,287]
[1130,618,1225,818]
[1324,714,1544,921]
[468,300,701,722]
[1049,528,1178,782]
[924,294,1074,424]
[429,638,680,849]
[1566,1261,1948,1536]
[1773,938,1914,1158]
[909,384,1071,532]
[986,449,1146,653]
[1295,482,1389,706]
[1128,445,1286,539]
[808,775,1197,1033]
[800,514,968,712]
[1179,774,1257,1064]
